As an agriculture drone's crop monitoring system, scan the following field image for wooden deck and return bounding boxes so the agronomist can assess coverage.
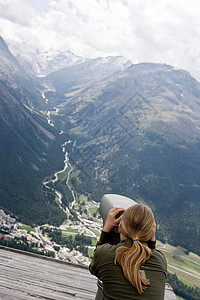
[0,246,97,299]
[0,246,177,299]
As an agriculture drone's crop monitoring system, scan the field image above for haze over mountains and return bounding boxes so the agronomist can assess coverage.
[0,36,200,254]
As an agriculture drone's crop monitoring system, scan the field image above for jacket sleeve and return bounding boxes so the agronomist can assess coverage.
[89,245,99,276]
[97,230,113,245]
[89,231,110,276]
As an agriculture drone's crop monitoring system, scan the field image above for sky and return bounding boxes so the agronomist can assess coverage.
[0,0,200,80]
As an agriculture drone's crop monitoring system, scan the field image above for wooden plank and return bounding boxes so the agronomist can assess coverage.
[0,247,97,299]
[0,260,97,291]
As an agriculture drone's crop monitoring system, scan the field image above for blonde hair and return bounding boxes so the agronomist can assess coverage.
[114,204,154,294]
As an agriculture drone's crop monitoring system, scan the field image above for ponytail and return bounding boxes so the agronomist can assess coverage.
[115,204,154,294]
[115,240,151,294]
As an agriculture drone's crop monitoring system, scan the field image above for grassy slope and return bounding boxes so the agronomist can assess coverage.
[157,241,200,288]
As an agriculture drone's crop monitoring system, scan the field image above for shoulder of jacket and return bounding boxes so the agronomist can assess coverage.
[96,243,117,253]
[151,249,167,266]
[151,248,165,257]
[95,243,118,261]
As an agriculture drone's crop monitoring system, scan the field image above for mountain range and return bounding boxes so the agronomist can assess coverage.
[1,37,200,254]
[9,41,86,76]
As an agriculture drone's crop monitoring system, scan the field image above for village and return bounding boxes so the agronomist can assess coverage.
[0,204,103,266]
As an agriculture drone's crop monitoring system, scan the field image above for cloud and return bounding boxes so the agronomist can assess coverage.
[0,0,200,80]
[40,0,136,56]
[0,0,35,26]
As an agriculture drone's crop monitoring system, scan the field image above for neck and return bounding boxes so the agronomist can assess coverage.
[120,233,127,241]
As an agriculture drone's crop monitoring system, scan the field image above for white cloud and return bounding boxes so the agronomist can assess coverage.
[0,0,35,26]
[1,0,200,80]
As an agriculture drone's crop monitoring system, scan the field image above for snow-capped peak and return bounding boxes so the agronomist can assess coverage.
[8,41,85,76]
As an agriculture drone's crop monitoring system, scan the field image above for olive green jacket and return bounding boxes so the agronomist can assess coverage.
[89,231,167,300]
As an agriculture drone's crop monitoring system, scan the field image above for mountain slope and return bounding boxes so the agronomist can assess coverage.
[44,56,132,96]
[48,62,200,254]
[0,37,66,224]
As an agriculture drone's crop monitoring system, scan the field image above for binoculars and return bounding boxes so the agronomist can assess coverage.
[95,194,137,300]
[99,194,137,244]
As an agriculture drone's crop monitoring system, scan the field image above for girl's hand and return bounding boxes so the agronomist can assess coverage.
[103,207,125,232]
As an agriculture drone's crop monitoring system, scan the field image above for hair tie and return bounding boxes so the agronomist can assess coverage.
[132,238,139,242]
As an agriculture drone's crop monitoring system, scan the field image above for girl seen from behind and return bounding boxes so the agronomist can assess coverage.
[89,204,167,300]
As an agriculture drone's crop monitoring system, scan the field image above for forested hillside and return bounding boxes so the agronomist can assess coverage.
[45,62,200,254]
[1,36,200,254]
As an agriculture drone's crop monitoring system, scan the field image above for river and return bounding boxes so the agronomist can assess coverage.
[43,140,74,212]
